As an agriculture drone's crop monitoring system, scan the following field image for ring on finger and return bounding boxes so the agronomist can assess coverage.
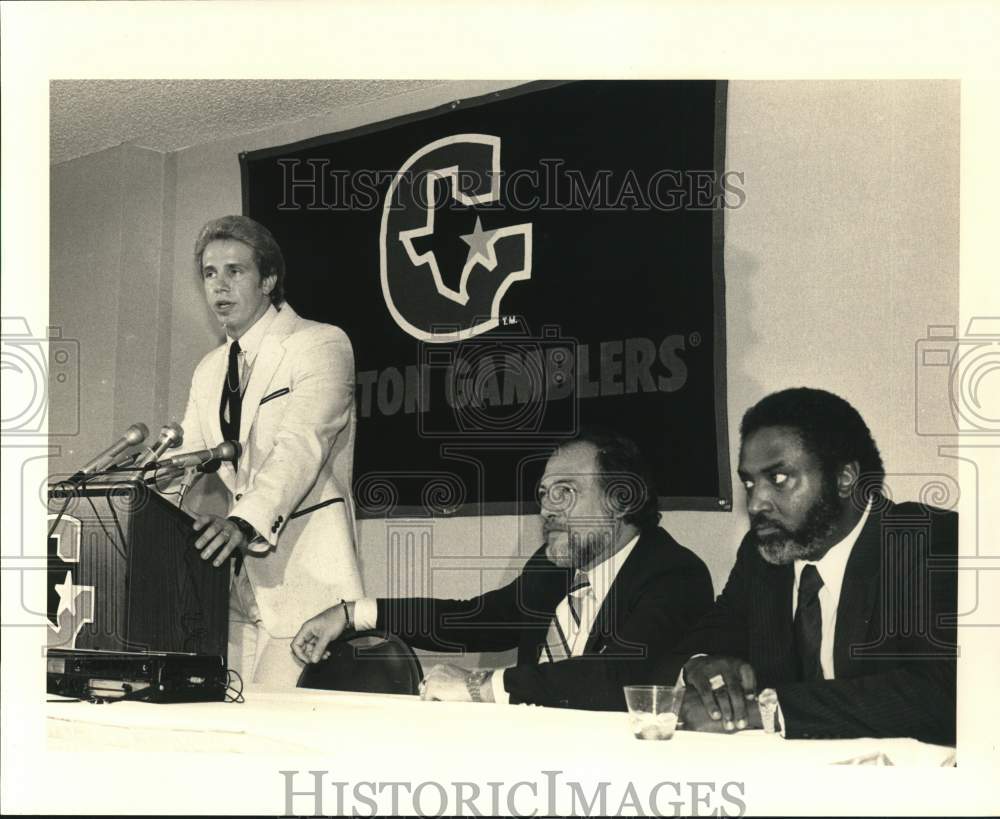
[708,674,726,691]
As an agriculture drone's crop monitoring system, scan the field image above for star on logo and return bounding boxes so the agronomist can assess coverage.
[53,570,84,618]
[47,517,95,646]
[460,216,500,272]
[397,172,530,309]
[381,133,533,342]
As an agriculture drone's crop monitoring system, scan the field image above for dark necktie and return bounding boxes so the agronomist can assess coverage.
[220,340,243,574]
[794,564,824,681]
[219,340,242,461]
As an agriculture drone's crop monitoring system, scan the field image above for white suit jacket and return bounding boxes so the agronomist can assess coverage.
[178,304,364,636]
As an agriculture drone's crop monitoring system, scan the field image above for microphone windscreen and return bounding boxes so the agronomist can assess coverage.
[126,423,149,445]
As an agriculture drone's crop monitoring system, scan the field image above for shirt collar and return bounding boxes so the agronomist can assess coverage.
[580,533,640,602]
[794,500,871,603]
[227,303,278,360]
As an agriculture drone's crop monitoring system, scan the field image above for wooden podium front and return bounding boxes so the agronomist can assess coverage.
[47,480,229,658]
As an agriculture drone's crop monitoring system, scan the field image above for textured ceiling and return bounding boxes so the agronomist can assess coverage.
[50,79,445,164]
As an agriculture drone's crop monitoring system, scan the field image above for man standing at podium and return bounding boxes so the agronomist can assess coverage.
[177,215,364,687]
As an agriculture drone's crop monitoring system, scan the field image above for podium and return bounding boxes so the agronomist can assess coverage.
[47,480,229,658]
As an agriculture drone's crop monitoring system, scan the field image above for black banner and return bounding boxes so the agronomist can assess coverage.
[242,81,731,516]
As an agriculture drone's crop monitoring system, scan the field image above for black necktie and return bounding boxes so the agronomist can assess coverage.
[220,340,243,574]
[219,340,242,458]
[794,564,824,681]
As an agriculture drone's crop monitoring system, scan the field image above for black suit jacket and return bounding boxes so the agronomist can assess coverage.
[660,499,958,744]
[376,526,713,710]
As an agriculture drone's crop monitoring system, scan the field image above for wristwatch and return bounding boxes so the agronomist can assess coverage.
[758,688,780,734]
[340,599,354,634]
[227,515,258,543]
[466,669,491,703]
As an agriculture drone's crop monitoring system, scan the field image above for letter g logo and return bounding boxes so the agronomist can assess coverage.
[379,134,532,343]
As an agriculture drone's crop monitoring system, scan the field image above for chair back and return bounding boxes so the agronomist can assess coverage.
[297,631,423,695]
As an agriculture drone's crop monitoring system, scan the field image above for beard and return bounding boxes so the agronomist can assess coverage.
[752,483,843,565]
[545,525,614,569]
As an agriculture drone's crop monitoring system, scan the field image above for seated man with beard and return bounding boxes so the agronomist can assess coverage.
[292,427,713,710]
[659,388,958,744]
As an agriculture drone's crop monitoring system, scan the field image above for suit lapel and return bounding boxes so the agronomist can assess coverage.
[755,556,797,683]
[239,339,285,441]
[582,533,649,654]
[519,553,570,665]
[238,307,296,441]
[833,504,883,677]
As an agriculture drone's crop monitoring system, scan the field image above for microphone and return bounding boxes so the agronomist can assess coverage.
[147,441,241,471]
[132,423,184,468]
[111,451,142,469]
[69,423,149,483]
[176,458,223,508]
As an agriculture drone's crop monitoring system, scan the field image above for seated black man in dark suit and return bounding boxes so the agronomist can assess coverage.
[660,388,957,744]
[292,427,714,710]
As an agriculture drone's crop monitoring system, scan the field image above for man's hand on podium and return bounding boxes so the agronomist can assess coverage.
[192,513,252,567]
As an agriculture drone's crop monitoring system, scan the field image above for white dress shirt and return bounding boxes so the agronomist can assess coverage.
[226,304,279,390]
[353,597,379,632]
[792,501,871,680]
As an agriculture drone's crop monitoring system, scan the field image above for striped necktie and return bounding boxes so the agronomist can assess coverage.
[541,570,592,663]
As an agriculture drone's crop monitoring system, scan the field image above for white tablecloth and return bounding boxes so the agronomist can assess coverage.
[46,686,955,767]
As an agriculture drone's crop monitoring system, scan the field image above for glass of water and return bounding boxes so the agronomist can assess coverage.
[623,684,685,740]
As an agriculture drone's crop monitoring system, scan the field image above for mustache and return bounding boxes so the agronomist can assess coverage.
[750,514,787,532]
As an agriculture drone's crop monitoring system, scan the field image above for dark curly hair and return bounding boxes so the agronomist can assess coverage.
[570,425,662,532]
[194,215,286,306]
[740,387,885,494]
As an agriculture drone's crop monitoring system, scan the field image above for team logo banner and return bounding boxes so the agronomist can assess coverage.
[242,81,732,515]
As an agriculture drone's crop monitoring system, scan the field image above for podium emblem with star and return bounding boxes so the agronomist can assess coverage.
[47,515,95,649]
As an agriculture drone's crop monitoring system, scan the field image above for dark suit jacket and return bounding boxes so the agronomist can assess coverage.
[659,499,958,744]
[376,526,713,710]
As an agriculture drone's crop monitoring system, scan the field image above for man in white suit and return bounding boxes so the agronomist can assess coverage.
[179,214,363,686]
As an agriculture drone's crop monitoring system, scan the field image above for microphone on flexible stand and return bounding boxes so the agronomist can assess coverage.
[147,441,241,472]
[131,423,184,469]
[111,451,142,470]
[68,423,149,484]
[177,458,223,508]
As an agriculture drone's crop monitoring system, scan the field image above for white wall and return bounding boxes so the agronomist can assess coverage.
[50,80,959,669]
[49,144,174,478]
